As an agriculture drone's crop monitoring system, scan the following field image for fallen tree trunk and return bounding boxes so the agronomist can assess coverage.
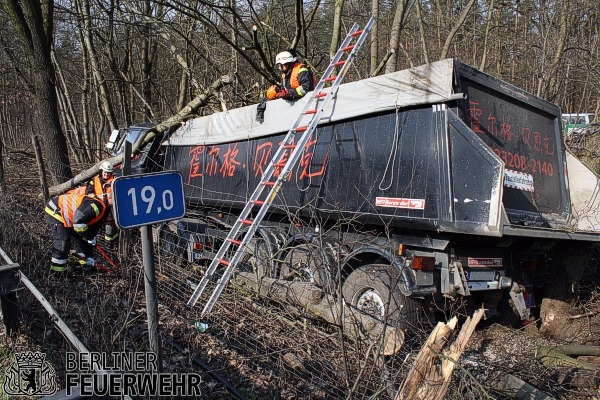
[536,345,600,370]
[45,75,232,198]
[396,308,485,400]
[233,271,404,355]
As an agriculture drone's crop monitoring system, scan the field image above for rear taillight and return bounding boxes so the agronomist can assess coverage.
[193,242,203,251]
[412,256,436,271]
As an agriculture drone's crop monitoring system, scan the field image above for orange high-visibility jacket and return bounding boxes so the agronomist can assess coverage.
[87,175,114,205]
[45,191,107,234]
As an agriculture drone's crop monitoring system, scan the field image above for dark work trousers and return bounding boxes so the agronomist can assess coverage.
[47,214,94,263]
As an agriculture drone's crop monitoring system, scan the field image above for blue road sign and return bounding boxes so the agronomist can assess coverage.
[112,171,186,229]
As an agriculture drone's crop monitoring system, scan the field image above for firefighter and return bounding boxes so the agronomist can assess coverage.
[256,50,316,123]
[86,161,119,247]
[45,190,108,272]
[267,50,315,101]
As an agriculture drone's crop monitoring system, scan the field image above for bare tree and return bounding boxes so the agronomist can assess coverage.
[370,0,379,75]
[329,0,344,59]
[439,0,477,59]
[4,0,72,183]
[78,0,118,131]
[385,0,414,73]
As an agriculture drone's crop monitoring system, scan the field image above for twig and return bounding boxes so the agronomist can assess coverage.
[569,311,596,319]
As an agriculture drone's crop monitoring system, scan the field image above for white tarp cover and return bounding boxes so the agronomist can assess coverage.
[166,59,455,146]
[566,151,600,232]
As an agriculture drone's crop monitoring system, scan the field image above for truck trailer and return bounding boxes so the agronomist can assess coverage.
[112,58,600,329]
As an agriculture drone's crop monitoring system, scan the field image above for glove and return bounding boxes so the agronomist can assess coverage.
[276,87,291,99]
[255,102,267,123]
[88,237,97,246]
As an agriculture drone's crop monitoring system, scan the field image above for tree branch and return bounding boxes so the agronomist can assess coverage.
[44,75,232,198]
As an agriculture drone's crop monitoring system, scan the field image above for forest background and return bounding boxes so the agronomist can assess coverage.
[0,0,598,186]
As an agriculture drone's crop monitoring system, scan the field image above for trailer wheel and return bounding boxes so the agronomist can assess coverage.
[240,232,278,278]
[279,243,334,292]
[342,264,421,330]
[157,223,183,261]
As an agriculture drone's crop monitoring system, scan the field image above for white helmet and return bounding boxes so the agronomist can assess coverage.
[275,51,296,66]
[100,160,114,173]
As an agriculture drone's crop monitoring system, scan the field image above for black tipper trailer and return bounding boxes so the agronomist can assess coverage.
[165,59,574,233]
[123,58,600,326]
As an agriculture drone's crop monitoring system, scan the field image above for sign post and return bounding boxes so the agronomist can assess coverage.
[112,171,186,372]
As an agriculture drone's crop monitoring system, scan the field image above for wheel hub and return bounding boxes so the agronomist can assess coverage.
[290,262,314,282]
[356,289,385,319]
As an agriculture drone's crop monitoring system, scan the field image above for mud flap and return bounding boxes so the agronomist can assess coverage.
[509,282,530,320]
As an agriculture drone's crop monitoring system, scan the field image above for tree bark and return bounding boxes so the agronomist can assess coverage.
[478,0,495,72]
[415,0,429,64]
[539,242,594,342]
[536,345,600,370]
[79,0,118,132]
[329,0,344,60]
[545,0,571,101]
[370,0,379,75]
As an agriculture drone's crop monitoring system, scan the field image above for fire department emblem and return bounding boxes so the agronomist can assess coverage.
[4,351,57,396]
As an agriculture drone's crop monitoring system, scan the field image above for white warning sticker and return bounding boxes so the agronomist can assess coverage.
[504,169,534,192]
[376,197,425,210]
[467,257,503,267]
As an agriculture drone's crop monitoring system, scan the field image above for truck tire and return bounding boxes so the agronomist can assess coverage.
[279,243,335,292]
[240,230,278,278]
[342,264,421,330]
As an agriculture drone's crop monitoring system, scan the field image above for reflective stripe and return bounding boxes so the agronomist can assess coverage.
[50,264,66,272]
[51,257,67,264]
[289,63,315,88]
[45,207,65,223]
[56,192,106,228]
[74,224,88,232]
[94,176,114,205]
[61,193,77,227]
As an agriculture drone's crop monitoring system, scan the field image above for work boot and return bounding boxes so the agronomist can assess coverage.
[50,263,66,273]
